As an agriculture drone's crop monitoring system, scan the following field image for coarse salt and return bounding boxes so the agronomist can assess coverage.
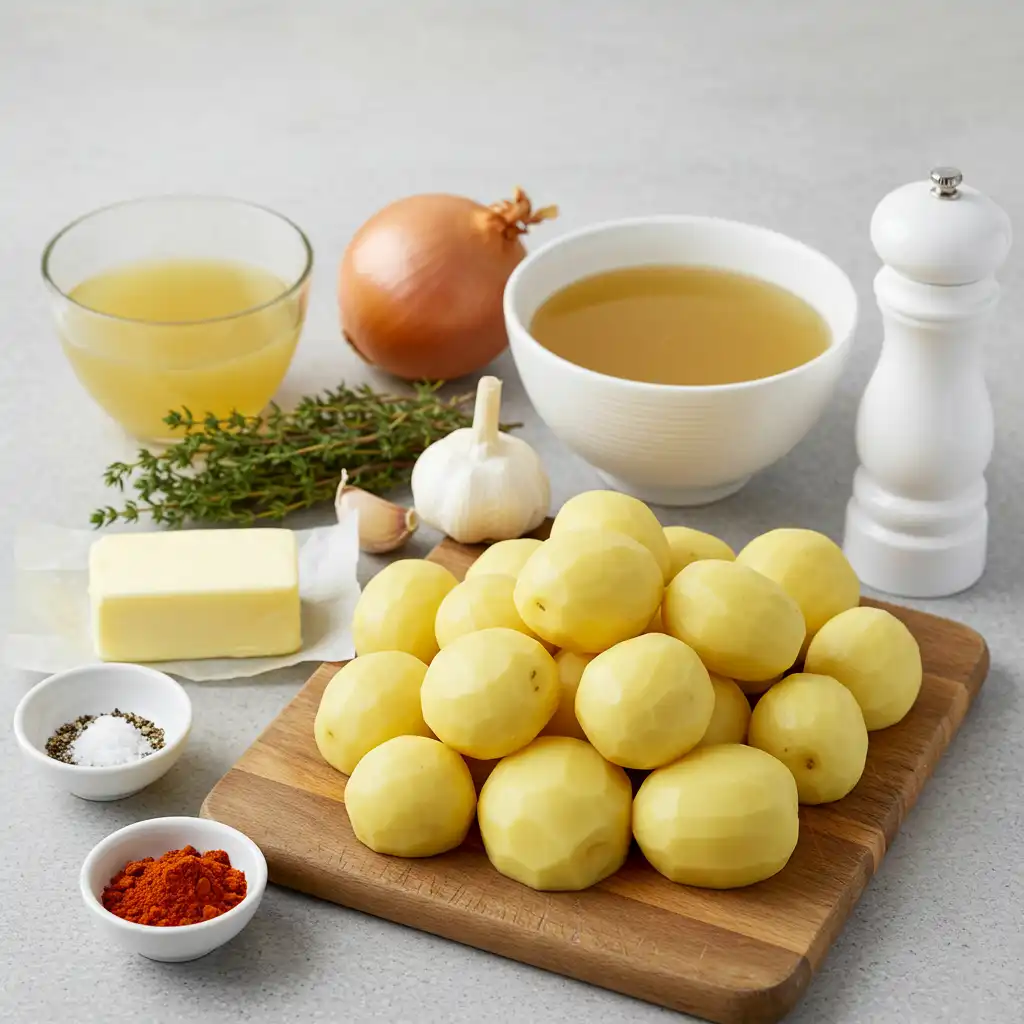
[70,714,156,767]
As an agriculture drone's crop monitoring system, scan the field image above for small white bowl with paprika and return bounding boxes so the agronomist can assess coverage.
[80,816,268,962]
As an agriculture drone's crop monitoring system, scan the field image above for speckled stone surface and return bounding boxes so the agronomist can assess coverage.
[1,3,1022,1022]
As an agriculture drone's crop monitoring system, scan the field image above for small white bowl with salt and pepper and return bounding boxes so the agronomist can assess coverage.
[13,662,192,800]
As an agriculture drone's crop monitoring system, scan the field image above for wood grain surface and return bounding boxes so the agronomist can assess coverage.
[201,528,989,1024]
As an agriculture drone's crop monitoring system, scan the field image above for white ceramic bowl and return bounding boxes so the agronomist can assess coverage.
[80,816,268,962]
[504,216,859,506]
[13,663,192,801]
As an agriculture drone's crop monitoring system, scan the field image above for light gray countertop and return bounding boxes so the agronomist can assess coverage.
[1,2,1021,1022]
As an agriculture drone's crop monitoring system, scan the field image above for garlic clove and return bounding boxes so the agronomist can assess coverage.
[335,470,419,554]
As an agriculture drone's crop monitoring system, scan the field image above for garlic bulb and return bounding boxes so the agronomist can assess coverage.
[411,376,550,544]
[336,470,419,553]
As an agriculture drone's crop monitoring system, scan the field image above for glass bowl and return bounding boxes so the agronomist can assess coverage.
[42,195,313,442]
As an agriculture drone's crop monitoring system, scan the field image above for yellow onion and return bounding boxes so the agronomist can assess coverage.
[338,188,557,381]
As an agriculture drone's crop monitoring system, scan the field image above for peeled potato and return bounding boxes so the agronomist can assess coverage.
[664,526,736,580]
[663,559,805,682]
[748,672,868,804]
[314,651,432,775]
[420,627,558,759]
[465,538,544,581]
[633,744,799,888]
[462,754,501,792]
[352,559,458,664]
[434,574,551,650]
[478,736,632,891]
[345,735,476,857]
[805,606,922,730]
[575,633,715,769]
[644,605,665,634]
[736,529,860,648]
[540,649,593,740]
[696,673,752,747]
[514,527,663,653]
[550,490,673,582]
[734,674,783,697]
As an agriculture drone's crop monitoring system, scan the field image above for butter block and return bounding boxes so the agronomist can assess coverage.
[89,529,302,662]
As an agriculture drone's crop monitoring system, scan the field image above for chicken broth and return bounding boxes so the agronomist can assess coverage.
[529,265,830,386]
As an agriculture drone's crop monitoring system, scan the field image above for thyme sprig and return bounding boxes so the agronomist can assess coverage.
[91,381,502,528]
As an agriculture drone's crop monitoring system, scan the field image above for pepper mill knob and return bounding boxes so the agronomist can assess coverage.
[843,167,1012,598]
[929,166,963,196]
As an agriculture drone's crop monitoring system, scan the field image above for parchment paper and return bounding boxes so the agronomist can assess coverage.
[5,514,361,680]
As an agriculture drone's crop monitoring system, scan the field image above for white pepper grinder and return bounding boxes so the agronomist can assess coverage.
[843,167,1012,598]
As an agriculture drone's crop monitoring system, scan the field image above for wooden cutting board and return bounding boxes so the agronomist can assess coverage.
[200,528,989,1024]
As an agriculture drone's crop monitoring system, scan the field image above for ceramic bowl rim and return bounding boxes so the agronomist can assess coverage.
[12,662,193,775]
[79,816,268,935]
[503,213,859,394]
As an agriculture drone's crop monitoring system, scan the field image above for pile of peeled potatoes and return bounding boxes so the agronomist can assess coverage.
[313,490,923,892]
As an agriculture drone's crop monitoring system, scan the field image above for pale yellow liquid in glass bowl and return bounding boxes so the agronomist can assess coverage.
[43,197,313,442]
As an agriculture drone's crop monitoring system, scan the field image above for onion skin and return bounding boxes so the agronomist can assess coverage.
[338,190,556,381]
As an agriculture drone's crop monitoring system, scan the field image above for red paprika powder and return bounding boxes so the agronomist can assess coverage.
[101,845,247,926]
